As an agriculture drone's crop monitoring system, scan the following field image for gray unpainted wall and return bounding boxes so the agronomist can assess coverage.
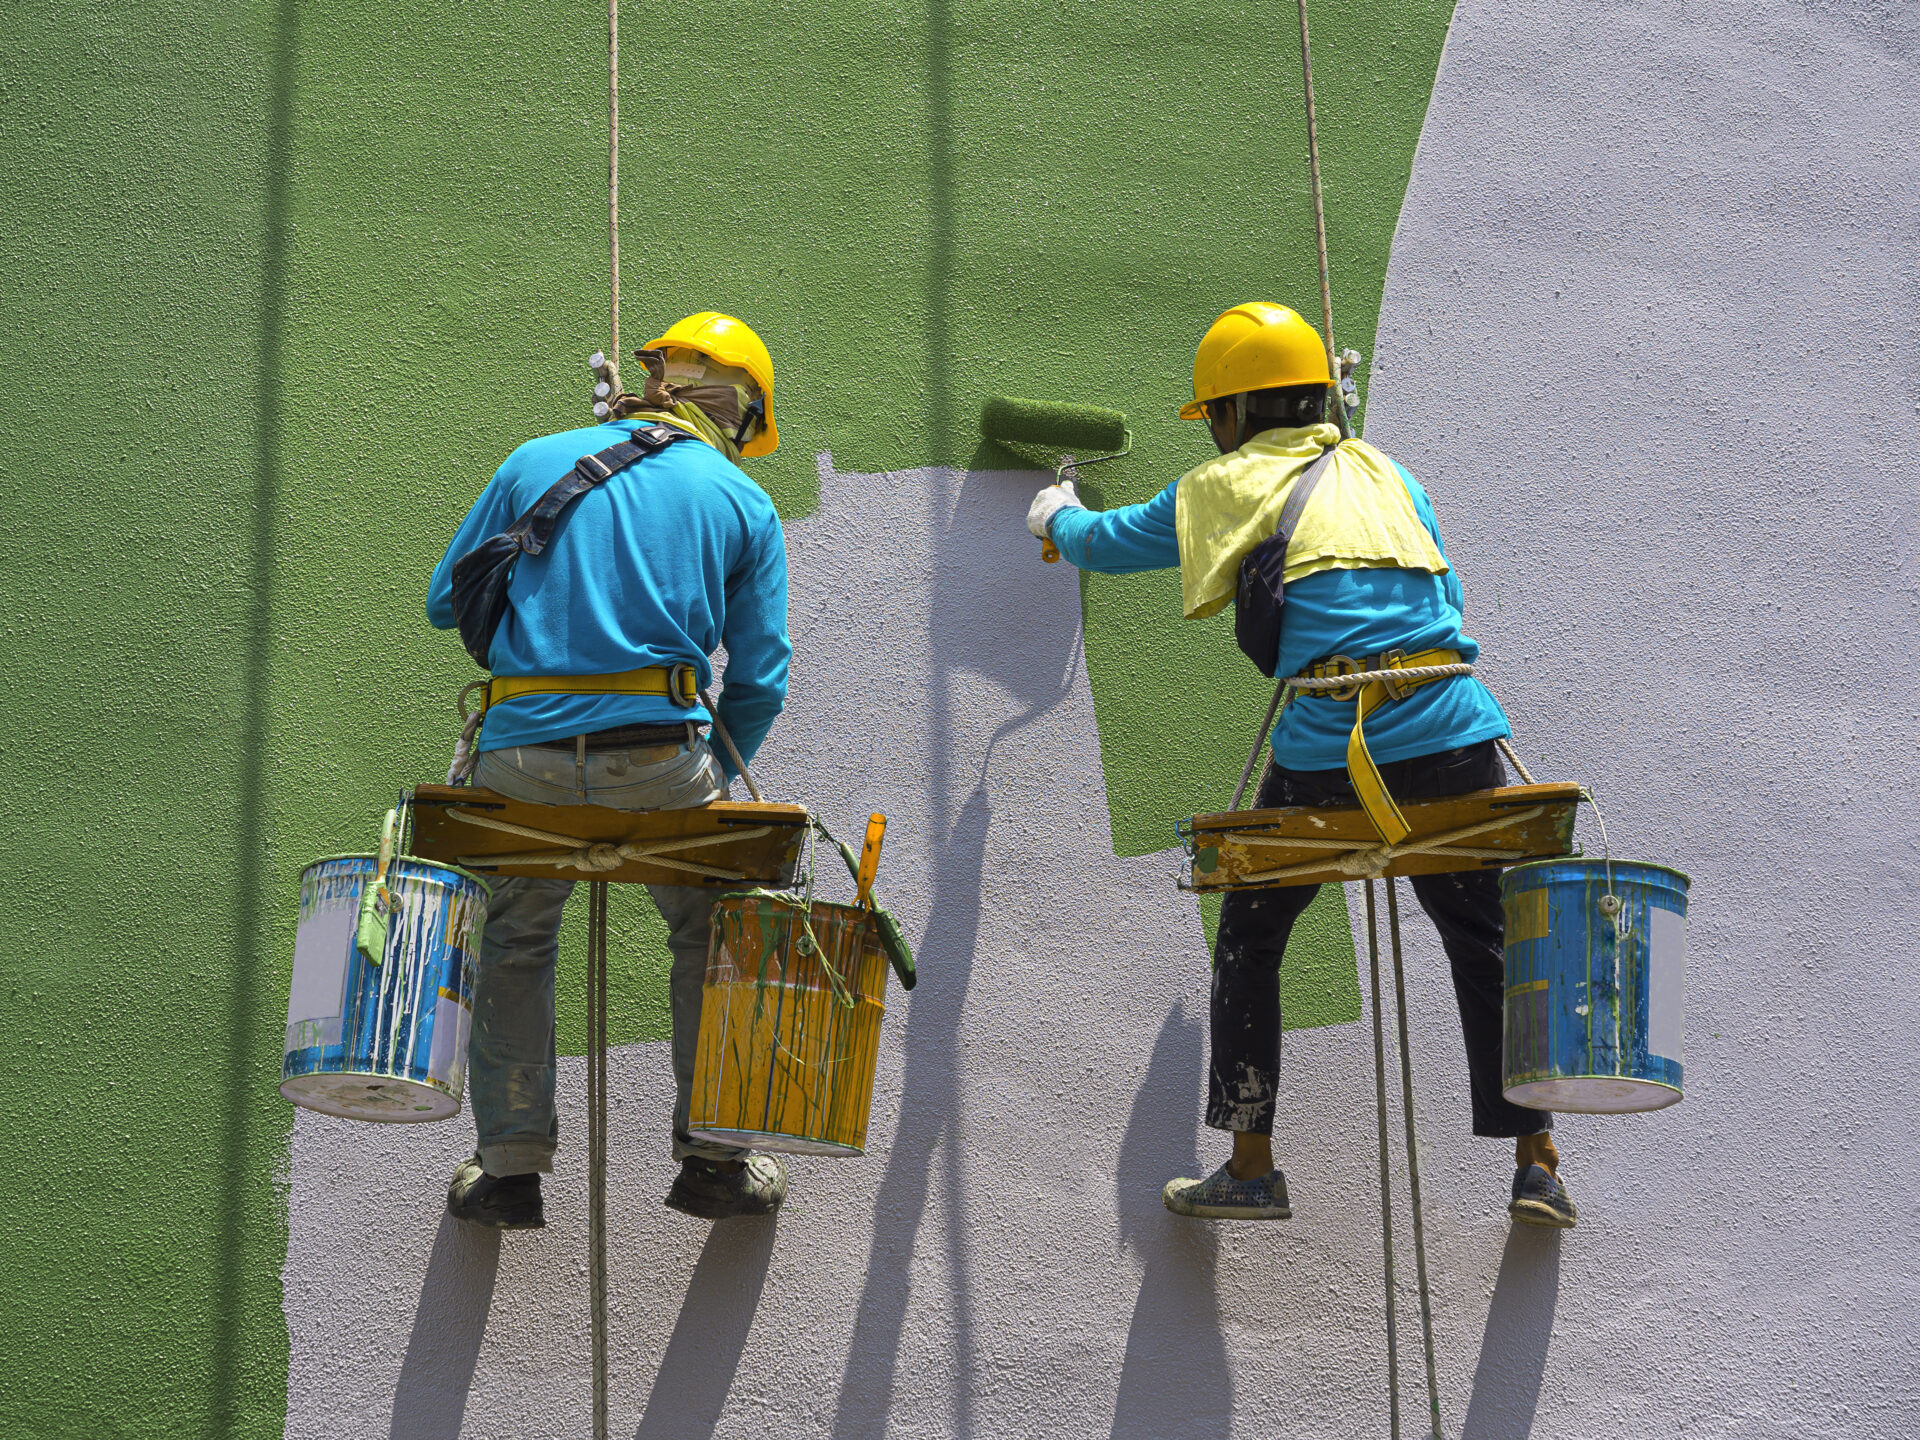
[283,1,1920,1434]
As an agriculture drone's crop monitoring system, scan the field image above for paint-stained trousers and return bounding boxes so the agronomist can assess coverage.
[467,740,747,1177]
[1208,739,1549,1140]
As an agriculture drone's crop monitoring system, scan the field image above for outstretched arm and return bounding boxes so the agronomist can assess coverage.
[1033,477,1182,575]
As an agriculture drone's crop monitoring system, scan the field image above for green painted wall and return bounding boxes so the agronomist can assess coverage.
[1,0,1446,1428]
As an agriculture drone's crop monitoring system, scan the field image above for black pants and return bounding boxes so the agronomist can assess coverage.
[1206,740,1549,1140]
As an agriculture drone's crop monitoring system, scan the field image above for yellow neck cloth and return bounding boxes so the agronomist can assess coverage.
[1173,423,1447,620]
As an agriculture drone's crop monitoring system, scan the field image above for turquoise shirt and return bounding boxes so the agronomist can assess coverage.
[1047,460,1509,771]
[427,419,790,772]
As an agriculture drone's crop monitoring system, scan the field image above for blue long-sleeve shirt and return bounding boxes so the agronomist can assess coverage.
[428,419,790,772]
[1048,462,1509,771]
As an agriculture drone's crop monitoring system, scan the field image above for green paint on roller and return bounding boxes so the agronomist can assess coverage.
[981,395,1129,455]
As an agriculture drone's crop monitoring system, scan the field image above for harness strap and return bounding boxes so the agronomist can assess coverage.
[509,423,683,558]
[484,662,700,712]
[1294,646,1464,845]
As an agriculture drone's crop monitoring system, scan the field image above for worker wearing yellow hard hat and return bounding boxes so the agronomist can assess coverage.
[1026,302,1576,1230]
[429,311,795,1226]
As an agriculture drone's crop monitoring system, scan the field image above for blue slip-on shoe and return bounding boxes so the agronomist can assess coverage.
[1162,1163,1293,1220]
[1509,1162,1577,1229]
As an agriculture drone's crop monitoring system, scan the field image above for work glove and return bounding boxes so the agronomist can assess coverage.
[1026,478,1084,540]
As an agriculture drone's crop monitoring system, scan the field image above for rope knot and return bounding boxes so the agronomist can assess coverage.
[580,843,624,872]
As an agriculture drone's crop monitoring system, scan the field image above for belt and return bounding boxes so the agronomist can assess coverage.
[483,662,700,713]
[1291,647,1464,846]
[526,722,698,755]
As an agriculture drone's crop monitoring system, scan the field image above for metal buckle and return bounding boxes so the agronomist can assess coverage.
[1376,648,1408,702]
[667,662,699,708]
[1321,653,1365,702]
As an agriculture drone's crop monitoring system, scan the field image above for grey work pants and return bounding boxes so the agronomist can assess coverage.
[467,740,745,1176]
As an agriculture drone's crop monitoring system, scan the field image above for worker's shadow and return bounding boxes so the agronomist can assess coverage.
[633,1217,779,1439]
[1457,1226,1561,1440]
[829,466,1081,1439]
[1108,1004,1235,1440]
[388,1216,501,1440]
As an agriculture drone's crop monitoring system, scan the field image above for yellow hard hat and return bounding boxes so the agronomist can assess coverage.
[642,311,780,457]
[1178,302,1331,420]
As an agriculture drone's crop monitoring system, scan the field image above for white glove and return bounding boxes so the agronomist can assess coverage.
[1026,478,1084,540]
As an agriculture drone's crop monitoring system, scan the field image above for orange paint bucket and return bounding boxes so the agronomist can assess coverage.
[687,892,890,1156]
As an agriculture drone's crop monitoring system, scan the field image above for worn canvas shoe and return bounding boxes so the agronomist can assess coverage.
[1162,1163,1293,1220]
[447,1154,545,1230]
[664,1154,789,1219]
[1509,1163,1577,1229]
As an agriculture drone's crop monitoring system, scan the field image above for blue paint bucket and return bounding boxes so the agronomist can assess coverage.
[281,855,491,1122]
[1500,858,1688,1113]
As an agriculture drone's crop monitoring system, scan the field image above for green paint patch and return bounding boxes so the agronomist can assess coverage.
[554,887,676,1053]
[1200,889,1363,1031]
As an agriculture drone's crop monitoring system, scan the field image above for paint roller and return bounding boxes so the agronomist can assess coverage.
[980,395,1131,562]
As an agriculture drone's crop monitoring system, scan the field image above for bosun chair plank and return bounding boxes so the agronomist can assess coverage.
[1185,781,1583,892]
[409,784,809,887]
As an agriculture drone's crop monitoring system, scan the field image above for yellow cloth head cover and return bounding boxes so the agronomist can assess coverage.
[643,312,780,457]
[1172,424,1447,621]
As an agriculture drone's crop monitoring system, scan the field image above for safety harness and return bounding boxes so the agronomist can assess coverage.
[1293,646,1466,845]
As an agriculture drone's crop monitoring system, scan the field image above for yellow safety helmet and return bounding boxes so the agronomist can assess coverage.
[1178,302,1331,420]
[642,311,780,457]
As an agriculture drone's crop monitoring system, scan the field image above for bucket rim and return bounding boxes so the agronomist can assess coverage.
[301,852,496,894]
[1502,856,1690,887]
[713,888,872,920]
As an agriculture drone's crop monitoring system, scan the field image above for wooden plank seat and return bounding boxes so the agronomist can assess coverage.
[408,784,809,888]
[1181,781,1583,891]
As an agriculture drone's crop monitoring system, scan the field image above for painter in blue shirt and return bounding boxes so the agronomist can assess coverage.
[428,314,798,1229]
[1024,301,1576,1234]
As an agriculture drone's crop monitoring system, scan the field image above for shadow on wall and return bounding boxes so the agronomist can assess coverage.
[388,1217,502,1440]
[1458,1226,1561,1440]
[830,462,1082,1438]
[214,0,300,1428]
[634,1218,779,1439]
[1110,1004,1234,1440]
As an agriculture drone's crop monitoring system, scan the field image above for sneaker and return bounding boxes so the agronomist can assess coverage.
[1509,1162,1577,1229]
[664,1154,788,1220]
[447,1154,545,1230]
[1162,1163,1293,1220]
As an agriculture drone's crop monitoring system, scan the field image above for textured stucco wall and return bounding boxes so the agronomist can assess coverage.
[8,0,1920,1434]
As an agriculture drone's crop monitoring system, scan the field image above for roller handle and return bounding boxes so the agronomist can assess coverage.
[1041,539,1060,563]
[855,813,887,908]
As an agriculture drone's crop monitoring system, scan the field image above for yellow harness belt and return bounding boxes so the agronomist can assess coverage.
[1293,647,1465,846]
[483,663,699,713]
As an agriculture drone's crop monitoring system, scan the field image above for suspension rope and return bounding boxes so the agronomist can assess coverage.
[587,880,610,1440]
[607,0,620,358]
[1363,879,1402,1437]
[1295,0,1348,437]
[1387,879,1445,1438]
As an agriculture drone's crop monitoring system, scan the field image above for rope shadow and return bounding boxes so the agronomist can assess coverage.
[212,0,298,1427]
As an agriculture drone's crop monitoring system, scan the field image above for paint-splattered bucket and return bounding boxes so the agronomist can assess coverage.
[280,855,490,1122]
[1501,858,1688,1113]
[688,892,889,1156]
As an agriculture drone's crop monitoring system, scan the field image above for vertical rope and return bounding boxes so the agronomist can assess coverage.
[607,0,621,357]
[1364,879,1401,1438]
[1295,0,1349,437]
[587,880,610,1440]
[1387,880,1445,1438]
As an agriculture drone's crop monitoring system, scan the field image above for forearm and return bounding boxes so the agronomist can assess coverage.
[1048,482,1181,574]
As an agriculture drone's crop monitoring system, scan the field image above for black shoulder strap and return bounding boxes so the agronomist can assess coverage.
[1271,442,1340,558]
[507,423,685,558]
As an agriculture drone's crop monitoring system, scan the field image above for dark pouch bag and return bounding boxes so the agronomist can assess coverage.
[449,423,684,667]
[1233,444,1340,677]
